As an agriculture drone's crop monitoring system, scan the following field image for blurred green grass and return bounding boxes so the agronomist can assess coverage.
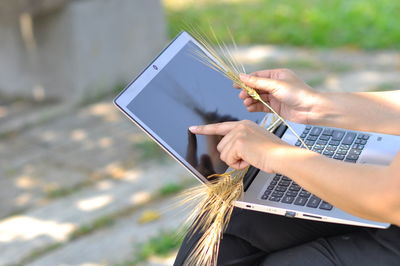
[165,0,400,49]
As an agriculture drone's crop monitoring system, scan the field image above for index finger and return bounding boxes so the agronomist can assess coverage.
[189,121,238,136]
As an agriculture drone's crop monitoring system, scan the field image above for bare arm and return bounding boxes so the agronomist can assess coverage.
[200,69,400,225]
[239,70,400,135]
[272,145,400,225]
[310,90,400,135]
[190,121,400,226]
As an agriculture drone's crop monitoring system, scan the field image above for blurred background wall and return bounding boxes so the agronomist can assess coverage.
[0,0,166,103]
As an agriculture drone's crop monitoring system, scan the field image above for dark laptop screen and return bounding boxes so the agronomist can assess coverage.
[127,41,264,178]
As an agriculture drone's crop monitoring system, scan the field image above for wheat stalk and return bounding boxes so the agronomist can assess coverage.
[178,26,309,266]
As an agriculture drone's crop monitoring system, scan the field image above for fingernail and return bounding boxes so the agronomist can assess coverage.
[189,126,198,131]
[239,73,250,81]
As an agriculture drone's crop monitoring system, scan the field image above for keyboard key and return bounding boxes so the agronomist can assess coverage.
[306,136,318,141]
[342,132,356,145]
[269,196,281,202]
[273,176,280,181]
[301,133,307,139]
[278,180,291,187]
[319,135,330,141]
[357,144,365,150]
[276,186,288,192]
[294,196,308,206]
[305,125,312,130]
[267,185,275,190]
[314,144,325,150]
[282,176,292,181]
[355,139,362,144]
[299,190,311,198]
[345,158,357,163]
[360,139,367,145]
[339,144,350,150]
[286,191,298,197]
[264,190,272,197]
[328,140,340,146]
[336,149,348,155]
[305,140,315,146]
[270,180,277,186]
[317,140,328,145]
[289,184,301,191]
[261,194,269,199]
[281,196,295,204]
[325,145,338,151]
[346,154,359,160]
[272,191,284,197]
[333,154,345,160]
[310,127,322,136]
[349,149,361,155]
[319,201,333,210]
[362,135,370,140]
[323,150,334,156]
[322,128,333,136]
[295,140,301,146]
[332,130,345,141]
[306,196,321,208]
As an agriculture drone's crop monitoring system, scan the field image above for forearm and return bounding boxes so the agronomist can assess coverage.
[309,91,400,135]
[272,146,400,225]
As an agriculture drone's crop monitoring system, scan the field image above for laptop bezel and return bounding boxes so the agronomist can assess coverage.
[114,31,268,185]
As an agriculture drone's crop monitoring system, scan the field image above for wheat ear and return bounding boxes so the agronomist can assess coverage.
[177,26,309,266]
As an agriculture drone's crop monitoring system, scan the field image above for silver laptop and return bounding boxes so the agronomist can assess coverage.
[114,31,399,229]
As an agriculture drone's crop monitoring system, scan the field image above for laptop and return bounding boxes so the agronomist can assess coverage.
[114,31,399,229]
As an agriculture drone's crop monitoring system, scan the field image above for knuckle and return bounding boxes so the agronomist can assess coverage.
[220,153,225,162]
[248,75,257,83]
[237,123,246,130]
[235,137,245,147]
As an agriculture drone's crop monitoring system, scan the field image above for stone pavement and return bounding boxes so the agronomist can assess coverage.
[0,45,399,266]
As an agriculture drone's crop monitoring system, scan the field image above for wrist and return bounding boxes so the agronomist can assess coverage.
[268,144,296,174]
[306,91,336,125]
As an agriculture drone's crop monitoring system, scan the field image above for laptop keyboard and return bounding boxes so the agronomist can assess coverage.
[261,125,370,211]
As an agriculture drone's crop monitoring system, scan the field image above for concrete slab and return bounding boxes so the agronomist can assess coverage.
[27,197,189,266]
[0,163,189,266]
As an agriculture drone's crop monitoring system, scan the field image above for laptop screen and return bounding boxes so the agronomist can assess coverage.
[126,41,264,178]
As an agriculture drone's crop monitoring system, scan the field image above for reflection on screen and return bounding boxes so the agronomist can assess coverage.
[127,41,264,178]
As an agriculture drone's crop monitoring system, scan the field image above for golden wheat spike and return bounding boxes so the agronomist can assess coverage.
[177,26,311,266]
[188,27,310,150]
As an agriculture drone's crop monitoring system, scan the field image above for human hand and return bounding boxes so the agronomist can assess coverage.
[238,69,319,124]
[189,120,290,172]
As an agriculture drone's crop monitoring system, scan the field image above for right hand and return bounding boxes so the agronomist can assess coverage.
[238,69,319,124]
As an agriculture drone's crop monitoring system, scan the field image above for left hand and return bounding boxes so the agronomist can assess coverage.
[189,120,289,172]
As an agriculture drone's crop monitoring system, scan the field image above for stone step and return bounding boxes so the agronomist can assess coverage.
[27,196,190,266]
[0,162,190,266]
[0,100,158,218]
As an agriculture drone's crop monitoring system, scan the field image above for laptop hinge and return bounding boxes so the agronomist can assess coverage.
[243,123,288,191]
[243,166,260,191]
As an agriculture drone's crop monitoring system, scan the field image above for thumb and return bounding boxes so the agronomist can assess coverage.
[239,73,283,94]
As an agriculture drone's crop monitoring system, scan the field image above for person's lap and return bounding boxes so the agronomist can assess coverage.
[174,207,400,266]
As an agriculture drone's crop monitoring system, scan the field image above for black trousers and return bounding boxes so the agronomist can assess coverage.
[174,207,400,266]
